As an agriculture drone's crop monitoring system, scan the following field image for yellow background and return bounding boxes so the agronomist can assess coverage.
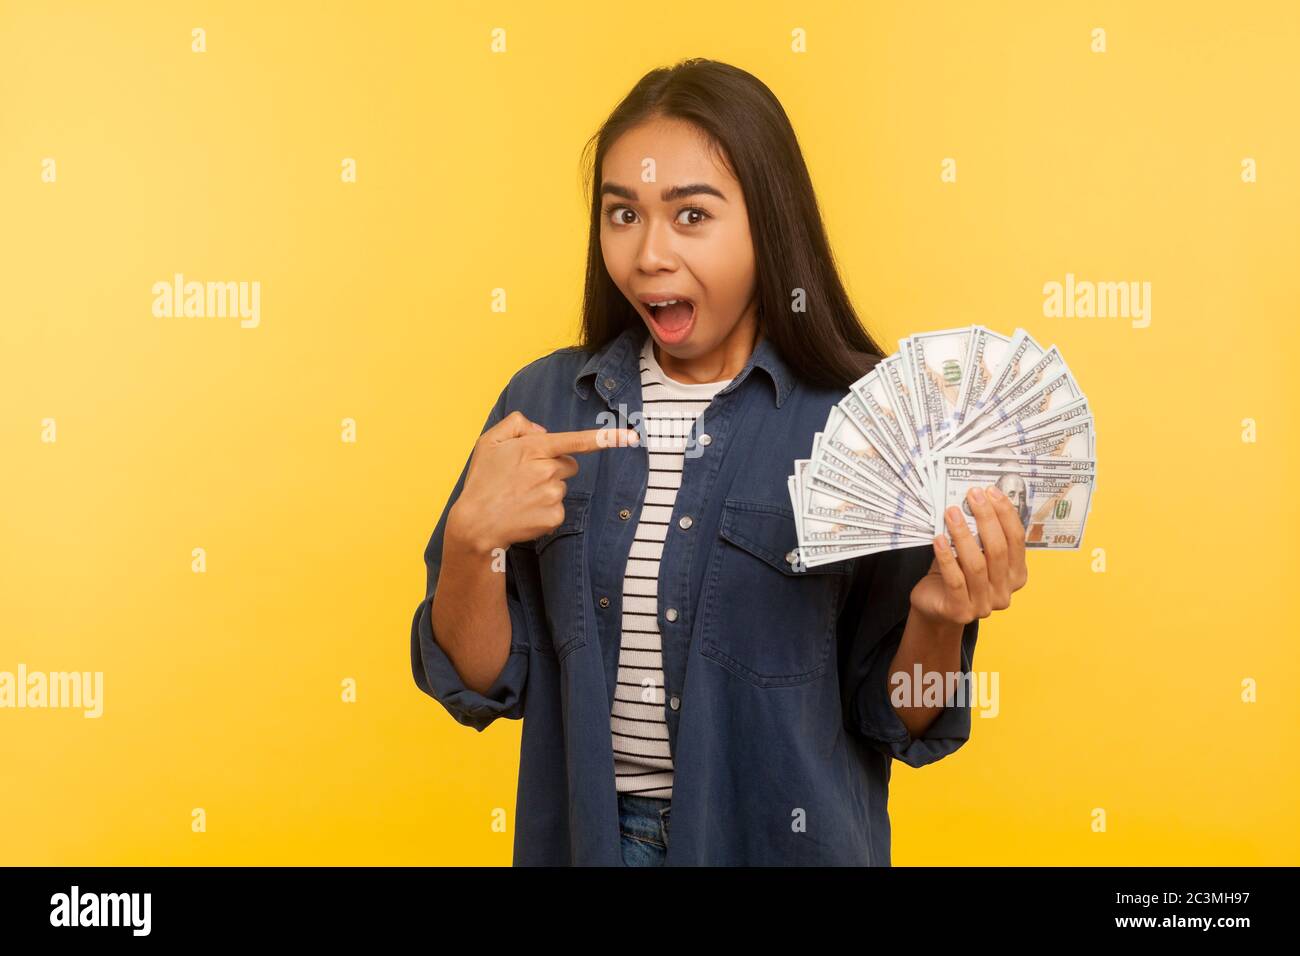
[2,0,1297,865]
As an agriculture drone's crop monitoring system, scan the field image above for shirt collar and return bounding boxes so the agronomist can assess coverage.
[572,324,796,408]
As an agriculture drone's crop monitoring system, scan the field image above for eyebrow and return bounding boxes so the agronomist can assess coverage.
[600,182,728,203]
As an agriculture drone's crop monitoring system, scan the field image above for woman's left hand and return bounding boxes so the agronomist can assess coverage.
[910,484,1030,627]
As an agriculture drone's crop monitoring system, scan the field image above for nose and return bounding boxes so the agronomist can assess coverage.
[635,215,679,272]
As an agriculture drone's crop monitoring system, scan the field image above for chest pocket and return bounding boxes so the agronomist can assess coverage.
[530,490,592,660]
[700,497,852,687]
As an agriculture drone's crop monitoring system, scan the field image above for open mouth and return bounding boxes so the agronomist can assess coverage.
[644,299,696,341]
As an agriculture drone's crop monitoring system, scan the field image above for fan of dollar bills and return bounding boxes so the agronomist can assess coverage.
[788,325,1096,569]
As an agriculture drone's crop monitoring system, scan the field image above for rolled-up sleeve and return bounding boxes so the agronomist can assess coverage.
[838,545,979,768]
[410,383,531,732]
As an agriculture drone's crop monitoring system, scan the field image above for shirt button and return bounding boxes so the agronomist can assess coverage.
[678,515,693,530]
[598,596,610,608]
[603,377,617,389]
[669,695,680,711]
[698,433,711,446]
[619,508,631,520]
[665,607,678,622]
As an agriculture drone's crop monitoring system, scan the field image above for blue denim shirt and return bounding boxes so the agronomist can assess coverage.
[411,324,979,865]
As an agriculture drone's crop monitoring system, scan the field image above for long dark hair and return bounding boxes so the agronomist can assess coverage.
[577,58,887,390]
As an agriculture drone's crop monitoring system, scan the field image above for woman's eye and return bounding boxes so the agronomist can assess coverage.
[676,206,710,226]
[605,204,638,226]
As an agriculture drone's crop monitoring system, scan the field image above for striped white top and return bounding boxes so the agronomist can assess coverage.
[611,333,732,799]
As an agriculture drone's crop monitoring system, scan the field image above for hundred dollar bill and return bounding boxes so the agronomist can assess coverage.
[946,344,1066,446]
[878,353,927,485]
[960,328,1045,428]
[802,448,932,531]
[818,408,933,519]
[931,453,1094,522]
[846,372,929,501]
[795,460,932,540]
[911,326,975,452]
[937,461,1095,549]
[963,388,1089,452]
[838,389,926,501]
[788,470,931,568]
[960,413,1095,459]
[952,326,1013,432]
[808,435,933,527]
[954,366,1084,449]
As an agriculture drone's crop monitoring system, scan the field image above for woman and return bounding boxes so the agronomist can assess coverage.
[411,59,1029,866]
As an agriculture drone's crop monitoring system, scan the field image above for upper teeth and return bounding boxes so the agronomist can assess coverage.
[649,299,682,307]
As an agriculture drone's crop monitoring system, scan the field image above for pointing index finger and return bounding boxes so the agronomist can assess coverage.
[531,428,640,458]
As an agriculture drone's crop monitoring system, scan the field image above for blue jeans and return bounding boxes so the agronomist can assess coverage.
[617,792,671,866]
